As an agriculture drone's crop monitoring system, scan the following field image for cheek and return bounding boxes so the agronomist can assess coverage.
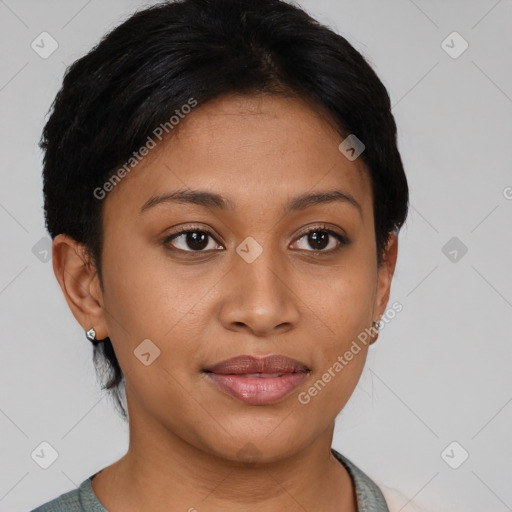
[296,249,377,345]
[295,251,376,408]
[100,233,184,335]
[324,270,376,341]
[99,234,216,378]
[294,266,374,415]
[297,354,367,427]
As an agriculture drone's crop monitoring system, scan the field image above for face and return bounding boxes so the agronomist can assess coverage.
[57,93,397,464]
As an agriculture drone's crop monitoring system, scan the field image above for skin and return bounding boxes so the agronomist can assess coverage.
[53,93,398,512]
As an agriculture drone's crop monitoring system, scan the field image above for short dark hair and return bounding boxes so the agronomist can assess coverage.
[41,0,409,420]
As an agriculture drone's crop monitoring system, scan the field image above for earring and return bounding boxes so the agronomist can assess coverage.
[85,328,102,345]
[369,319,380,345]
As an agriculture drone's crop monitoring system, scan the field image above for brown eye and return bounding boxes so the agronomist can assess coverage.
[293,227,348,253]
[164,229,222,252]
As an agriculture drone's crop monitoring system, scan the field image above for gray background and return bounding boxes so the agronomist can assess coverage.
[1,0,511,511]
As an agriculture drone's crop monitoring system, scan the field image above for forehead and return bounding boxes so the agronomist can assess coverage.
[103,93,373,221]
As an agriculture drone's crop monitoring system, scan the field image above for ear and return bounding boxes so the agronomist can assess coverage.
[371,231,399,341]
[52,234,109,340]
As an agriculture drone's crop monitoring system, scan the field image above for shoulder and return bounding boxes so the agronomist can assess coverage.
[30,476,105,512]
[30,487,82,512]
[332,449,390,511]
[331,449,430,512]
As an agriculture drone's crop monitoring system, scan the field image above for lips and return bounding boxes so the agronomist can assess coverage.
[205,354,309,374]
[203,355,310,405]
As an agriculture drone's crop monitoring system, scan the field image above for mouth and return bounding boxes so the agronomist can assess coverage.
[203,355,310,405]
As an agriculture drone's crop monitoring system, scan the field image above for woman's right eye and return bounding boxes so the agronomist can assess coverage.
[163,228,223,252]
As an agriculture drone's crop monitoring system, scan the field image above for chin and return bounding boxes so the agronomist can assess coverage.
[198,424,312,465]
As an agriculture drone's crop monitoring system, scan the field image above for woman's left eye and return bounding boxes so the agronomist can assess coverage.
[163,225,348,253]
[292,227,348,253]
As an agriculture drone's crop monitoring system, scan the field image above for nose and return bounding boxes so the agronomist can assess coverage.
[217,241,301,337]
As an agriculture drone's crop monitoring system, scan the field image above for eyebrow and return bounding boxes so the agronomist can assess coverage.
[140,188,362,217]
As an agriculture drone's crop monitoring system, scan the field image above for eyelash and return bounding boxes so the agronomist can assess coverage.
[163,224,349,255]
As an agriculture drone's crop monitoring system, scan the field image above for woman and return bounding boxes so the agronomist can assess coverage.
[32,0,415,510]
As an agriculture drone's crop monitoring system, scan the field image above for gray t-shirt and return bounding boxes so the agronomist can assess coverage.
[31,448,389,511]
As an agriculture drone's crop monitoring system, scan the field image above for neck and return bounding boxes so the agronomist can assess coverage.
[92,395,357,512]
